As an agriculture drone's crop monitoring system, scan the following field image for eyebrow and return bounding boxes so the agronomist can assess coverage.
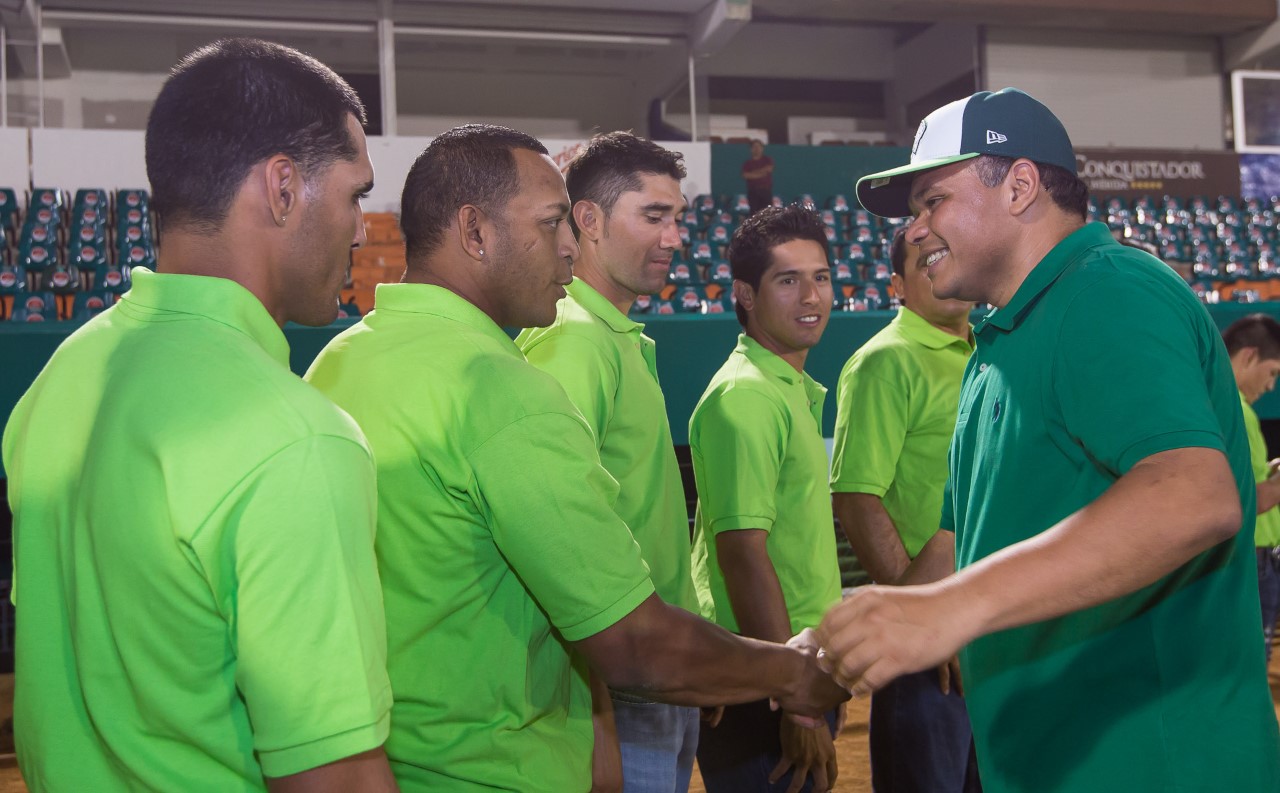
[640,202,678,213]
[541,201,571,216]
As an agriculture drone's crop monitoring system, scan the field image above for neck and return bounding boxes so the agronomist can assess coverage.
[746,327,808,373]
[403,258,503,325]
[988,216,1086,309]
[925,312,972,341]
[574,247,637,316]
[157,230,285,326]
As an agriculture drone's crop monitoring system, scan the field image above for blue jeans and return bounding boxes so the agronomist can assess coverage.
[695,699,839,793]
[869,669,982,793]
[611,692,700,793]
[1258,547,1280,662]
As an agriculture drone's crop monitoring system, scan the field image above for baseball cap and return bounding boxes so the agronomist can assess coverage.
[856,87,1076,218]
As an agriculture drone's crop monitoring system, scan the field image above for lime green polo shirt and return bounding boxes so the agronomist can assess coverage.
[2,268,392,792]
[305,283,655,793]
[689,334,842,635]
[944,223,1280,792]
[517,278,698,613]
[830,307,972,558]
[1241,391,1280,547]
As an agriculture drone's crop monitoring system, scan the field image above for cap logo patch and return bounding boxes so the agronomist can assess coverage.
[986,130,1008,145]
[912,120,928,155]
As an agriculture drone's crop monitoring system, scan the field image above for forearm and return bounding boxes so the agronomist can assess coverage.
[719,531,794,643]
[588,596,814,706]
[1258,478,1280,514]
[833,492,910,584]
[939,447,1241,643]
[895,530,954,586]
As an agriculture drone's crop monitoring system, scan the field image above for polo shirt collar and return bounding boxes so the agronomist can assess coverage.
[566,277,642,335]
[374,282,519,353]
[896,306,974,351]
[122,268,289,367]
[976,222,1114,335]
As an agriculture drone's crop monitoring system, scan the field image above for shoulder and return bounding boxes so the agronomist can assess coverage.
[518,298,615,362]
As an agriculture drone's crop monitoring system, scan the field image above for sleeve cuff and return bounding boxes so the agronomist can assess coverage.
[258,710,391,778]
[829,480,890,497]
[558,576,656,642]
[1116,429,1226,475]
[708,515,775,534]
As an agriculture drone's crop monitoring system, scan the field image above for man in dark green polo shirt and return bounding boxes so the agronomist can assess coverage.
[3,40,397,792]
[306,125,846,793]
[830,226,979,792]
[690,205,843,793]
[818,87,1280,791]
[516,132,701,793]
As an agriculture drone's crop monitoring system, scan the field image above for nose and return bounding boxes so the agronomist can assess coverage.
[558,219,580,264]
[801,276,823,306]
[905,213,928,246]
[659,218,681,250]
[352,203,368,250]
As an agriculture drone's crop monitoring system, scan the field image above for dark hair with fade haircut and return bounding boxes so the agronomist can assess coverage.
[563,131,686,236]
[972,154,1090,222]
[1223,313,1280,361]
[727,204,830,327]
[400,124,549,261]
[889,226,912,279]
[145,38,366,235]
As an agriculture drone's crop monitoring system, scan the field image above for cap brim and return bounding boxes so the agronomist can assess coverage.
[855,152,980,218]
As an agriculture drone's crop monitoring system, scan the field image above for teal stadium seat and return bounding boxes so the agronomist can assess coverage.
[706,260,733,286]
[72,290,115,321]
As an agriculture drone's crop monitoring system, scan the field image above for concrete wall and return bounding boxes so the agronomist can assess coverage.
[983,27,1226,149]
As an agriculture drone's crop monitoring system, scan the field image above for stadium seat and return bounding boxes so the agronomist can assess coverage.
[680,210,701,229]
[673,285,704,313]
[677,224,693,248]
[94,262,131,294]
[731,194,751,219]
[828,195,852,215]
[74,188,108,212]
[861,283,887,310]
[29,188,64,218]
[689,241,714,264]
[72,290,116,321]
[795,194,818,211]
[116,189,150,214]
[667,261,701,285]
[630,293,655,315]
[706,223,733,253]
[0,263,26,295]
[706,260,733,286]
[120,243,157,272]
[832,261,858,286]
[694,194,717,219]
[41,262,81,294]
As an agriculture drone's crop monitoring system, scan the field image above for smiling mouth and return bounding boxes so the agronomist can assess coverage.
[797,314,822,325]
[925,248,950,269]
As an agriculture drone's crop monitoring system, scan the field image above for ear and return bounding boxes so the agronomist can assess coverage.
[455,204,488,262]
[890,271,906,302]
[263,154,299,227]
[1240,346,1261,367]
[732,279,755,314]
[1007,158,1042,218]
[573,200,602,243]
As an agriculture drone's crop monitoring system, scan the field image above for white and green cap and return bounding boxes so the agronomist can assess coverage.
[856,87,1077,218]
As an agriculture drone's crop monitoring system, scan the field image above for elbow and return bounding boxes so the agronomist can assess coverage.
[1202,495,1242,547]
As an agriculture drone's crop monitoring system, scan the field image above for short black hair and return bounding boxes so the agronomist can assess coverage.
[401,124,549,262]
[564,131,686,236]
[889,226,911,279]
[727,204,829,327]
[972,154,1089,222]
[145,38,366,235]
[1224,314,1280,361]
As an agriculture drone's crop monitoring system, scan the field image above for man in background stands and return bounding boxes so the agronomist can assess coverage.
[3,39,397,792]
[517,131,702,793]
[306,124,846,793]
[742,140,775,215]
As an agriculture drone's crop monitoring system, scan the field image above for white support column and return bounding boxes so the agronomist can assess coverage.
[35,0,43,128]
[688,53,697,141]
[377,0,396,136]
